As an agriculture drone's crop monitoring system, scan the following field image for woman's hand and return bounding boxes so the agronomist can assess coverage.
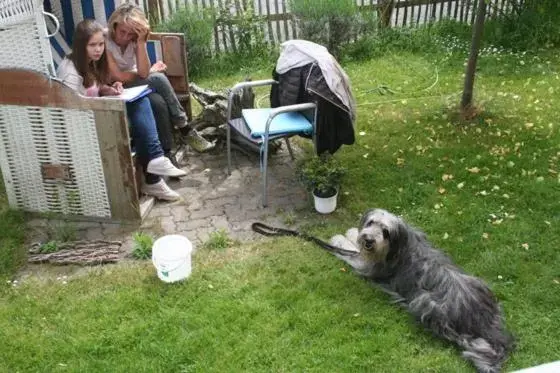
[99,84,121,96]
[150,61,167,73]
[112,81,124,94]
[130,20,150,43]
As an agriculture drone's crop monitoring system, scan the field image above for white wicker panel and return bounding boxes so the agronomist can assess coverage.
[0,0,35,27]
[0,0,55,75]
[0,105,112,218]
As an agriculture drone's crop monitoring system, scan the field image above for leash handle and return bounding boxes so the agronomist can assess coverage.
[251,222,359,257]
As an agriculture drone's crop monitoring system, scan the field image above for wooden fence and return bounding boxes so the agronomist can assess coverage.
[145,0,514,53]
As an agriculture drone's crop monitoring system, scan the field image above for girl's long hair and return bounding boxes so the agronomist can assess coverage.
[70,19,110,88]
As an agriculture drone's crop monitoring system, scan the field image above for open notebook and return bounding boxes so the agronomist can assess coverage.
[116,85,153,102]
[103,85,152,102]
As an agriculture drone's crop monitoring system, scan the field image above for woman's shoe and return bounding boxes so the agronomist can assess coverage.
[147,156,187,177]
[178,125,215,153]
[185,129,215,153]
[142,179,181,201]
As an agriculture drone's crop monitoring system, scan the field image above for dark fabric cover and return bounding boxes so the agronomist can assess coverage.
[270,63,355,155]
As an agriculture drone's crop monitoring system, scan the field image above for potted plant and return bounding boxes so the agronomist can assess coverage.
[296,152,347,214]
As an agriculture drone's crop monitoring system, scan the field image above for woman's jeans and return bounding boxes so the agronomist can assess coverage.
[125,72,187,123]
[126,96,163,184]
[147,92,174,152]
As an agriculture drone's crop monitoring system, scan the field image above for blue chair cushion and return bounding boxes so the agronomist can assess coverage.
[242,108,313,138]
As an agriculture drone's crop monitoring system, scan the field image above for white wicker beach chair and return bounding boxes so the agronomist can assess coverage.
[0,0,193,221]
[0,0,140,221]
[0,0,58,75]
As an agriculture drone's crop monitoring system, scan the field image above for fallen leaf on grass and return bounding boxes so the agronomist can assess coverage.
[468,167,480,173]
[522,243,529,250]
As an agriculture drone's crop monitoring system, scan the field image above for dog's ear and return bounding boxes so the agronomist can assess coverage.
[382,228,390,240]
[392,220,410,248]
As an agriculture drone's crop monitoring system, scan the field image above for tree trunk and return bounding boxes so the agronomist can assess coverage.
[460,0,487,116]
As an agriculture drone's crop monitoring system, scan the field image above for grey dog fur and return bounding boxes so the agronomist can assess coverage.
[329,208,514,373]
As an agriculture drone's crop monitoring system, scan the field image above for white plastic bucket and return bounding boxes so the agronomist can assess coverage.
[151,235,193,283]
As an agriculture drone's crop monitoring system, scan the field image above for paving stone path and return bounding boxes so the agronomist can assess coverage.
[26,145,313,257]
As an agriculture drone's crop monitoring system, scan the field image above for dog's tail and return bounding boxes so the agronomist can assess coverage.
[459,332,515,373]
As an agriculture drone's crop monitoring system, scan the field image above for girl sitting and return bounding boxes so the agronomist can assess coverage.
[57,19,186,201]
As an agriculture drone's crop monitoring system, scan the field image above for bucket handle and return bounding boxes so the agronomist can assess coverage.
[152,257,188,275]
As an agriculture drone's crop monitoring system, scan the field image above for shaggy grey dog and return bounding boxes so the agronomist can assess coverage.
[329,208,514,373]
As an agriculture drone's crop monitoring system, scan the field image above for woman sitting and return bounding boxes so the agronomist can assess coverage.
[105,3,214,153]
[57,19,186,201]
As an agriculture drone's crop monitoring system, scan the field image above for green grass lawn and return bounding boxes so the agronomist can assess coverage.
[1,47,559,372]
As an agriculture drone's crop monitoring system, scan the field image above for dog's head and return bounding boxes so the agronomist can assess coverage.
[357,208,404,262]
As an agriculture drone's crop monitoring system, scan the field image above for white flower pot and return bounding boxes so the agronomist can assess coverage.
[313,189,338,214]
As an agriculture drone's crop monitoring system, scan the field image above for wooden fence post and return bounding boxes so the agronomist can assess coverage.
[378,0,396,28]
[147,0,160,26]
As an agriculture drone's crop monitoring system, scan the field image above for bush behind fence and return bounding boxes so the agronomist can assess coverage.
[150,0,514,54]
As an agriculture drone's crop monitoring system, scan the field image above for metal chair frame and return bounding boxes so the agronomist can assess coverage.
[226,79,317,207]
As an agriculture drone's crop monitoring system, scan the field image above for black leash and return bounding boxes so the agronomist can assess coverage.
[251,222,359,257]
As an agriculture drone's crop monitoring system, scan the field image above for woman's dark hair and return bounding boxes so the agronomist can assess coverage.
[70,19,110,87]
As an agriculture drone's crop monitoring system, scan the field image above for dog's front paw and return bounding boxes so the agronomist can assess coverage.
[330,234,359,253]
[345,228,359,247]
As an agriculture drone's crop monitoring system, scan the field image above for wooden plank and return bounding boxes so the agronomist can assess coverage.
[431,1,437,21]
[264,0,274,44]
[0,69,125,112]
[209,0,220,52]
[229,1,238,52]
[281,0,289,43]
[402,0,408,26]
[438,0,444,20]
[273,0,281,44]
[160,35,185,77]
[216,0,229,53]
[394,0,400,27]
[499,0,506,15]
[453,0,459,19]
[94,110,141,222]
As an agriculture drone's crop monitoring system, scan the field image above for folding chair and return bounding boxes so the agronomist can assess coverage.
[226,79,317,207]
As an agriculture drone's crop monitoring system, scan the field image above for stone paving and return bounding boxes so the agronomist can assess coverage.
[26,144,312,257]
